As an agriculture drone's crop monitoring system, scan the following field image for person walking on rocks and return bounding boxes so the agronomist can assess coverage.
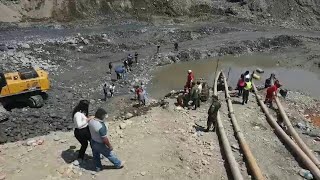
[72,100,93,166]
[190,82,200,110]
[108,62,113,74]
[127,54,133,71]
[174,42,179,51]
[264,80,282,108]
[103,84,109,101]
[157,44,160,54]
[109,83,115,97]
[205,95,221,132]
[123,60,130,72]
[242,78,252,105]
[134,52,139,63]
[237,74,245,96]
[89,108,124,172]
[136,85,146,106]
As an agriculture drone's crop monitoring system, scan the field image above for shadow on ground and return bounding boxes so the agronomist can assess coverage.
[61,146,118,171]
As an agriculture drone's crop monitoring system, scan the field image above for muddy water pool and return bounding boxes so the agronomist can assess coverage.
[149,54,320,99]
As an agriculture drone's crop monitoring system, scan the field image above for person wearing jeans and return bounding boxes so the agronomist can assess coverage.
[88,108,124,171]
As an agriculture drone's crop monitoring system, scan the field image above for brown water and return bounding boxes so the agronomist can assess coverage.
[149,55,320,99]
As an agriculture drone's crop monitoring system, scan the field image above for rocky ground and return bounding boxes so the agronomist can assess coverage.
[0,87,319,180]
[0,2,320,178]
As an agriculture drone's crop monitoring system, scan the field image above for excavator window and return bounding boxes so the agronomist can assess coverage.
[18,68,39,80]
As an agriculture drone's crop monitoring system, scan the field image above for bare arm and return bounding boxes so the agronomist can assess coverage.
[102,136,113,151]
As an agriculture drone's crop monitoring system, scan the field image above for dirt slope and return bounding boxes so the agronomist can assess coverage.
[0,0,320,29]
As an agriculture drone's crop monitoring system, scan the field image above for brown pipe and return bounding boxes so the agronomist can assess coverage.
[274,97,320,168]
[214,71,244,180]
[252,82,320,179]
[221,73,265,180]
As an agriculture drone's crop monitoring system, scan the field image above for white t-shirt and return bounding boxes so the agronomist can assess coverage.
[245,74,251,80]
[197,84,203,93]
[74,112,88,129]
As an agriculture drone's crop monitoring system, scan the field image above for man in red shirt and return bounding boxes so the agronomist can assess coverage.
[184,70,194,93]
[264,80,281,108]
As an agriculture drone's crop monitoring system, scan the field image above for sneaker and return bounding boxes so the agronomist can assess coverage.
[73,159,82,166]
[116,161,125,169]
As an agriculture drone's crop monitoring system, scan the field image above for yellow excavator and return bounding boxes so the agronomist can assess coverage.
[0,68,50,108]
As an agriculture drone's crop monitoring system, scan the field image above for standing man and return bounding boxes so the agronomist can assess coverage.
[103,83,109,101]
[184,70,194,93]
[134,52,139,63]
[108,62,113,74]
[123,60,129,72]
[190,82,199,110]
[109,83,115,97]
[264,80,281,108]
[157,44,160,54]
[88,108,124,172]
[174,42,179,51]
[205,95,221,132]
[242,78,252,105]
[127,54,133,71]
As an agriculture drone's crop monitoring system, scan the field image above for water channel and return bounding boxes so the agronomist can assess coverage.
[149,54,320,99]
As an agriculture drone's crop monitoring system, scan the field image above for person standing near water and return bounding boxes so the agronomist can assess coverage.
[242,78,252,105]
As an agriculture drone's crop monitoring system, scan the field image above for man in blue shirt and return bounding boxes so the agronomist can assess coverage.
[89,108,124,171]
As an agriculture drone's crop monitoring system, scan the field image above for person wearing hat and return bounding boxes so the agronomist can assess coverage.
[184,70,194,93]
[205,95,221,132]
[264,80,282,108]
[88,108,124,172]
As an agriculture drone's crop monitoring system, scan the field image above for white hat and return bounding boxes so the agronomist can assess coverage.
[188,70,192,73]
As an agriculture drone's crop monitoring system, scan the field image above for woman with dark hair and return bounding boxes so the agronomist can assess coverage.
[72,100,93,166]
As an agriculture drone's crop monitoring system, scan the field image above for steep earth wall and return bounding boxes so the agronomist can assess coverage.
[0,0,320,27]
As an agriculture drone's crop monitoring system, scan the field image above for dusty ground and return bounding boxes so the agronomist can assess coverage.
[1,88,319,180]
[0,2,320,179]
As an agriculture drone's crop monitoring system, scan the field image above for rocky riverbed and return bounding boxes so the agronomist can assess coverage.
[0,19,320,143]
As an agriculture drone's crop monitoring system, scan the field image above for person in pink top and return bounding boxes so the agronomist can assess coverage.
[237,74,245,96]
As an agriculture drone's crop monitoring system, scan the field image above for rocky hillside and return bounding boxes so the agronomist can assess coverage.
[0,0,320,29]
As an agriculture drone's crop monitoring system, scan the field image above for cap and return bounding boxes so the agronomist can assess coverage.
[188,70,192,73]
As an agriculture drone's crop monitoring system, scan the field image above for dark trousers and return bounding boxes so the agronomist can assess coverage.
[238,86,244,96]
[74,126,91,160]
[103,92,108,101]
[135,57,138,63]
[116,73,121,80]
[207,115,217,131]
[192,97,200,109]
[242,89,250,104]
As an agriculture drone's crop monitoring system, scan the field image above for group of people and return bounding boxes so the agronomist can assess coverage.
[103,83,115,100]
[180,70,209,110]
[135,82,147,106]
[109,52,139,80]
[72,100,124,172]
[236,70,282,108]
[236,71,253,105]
